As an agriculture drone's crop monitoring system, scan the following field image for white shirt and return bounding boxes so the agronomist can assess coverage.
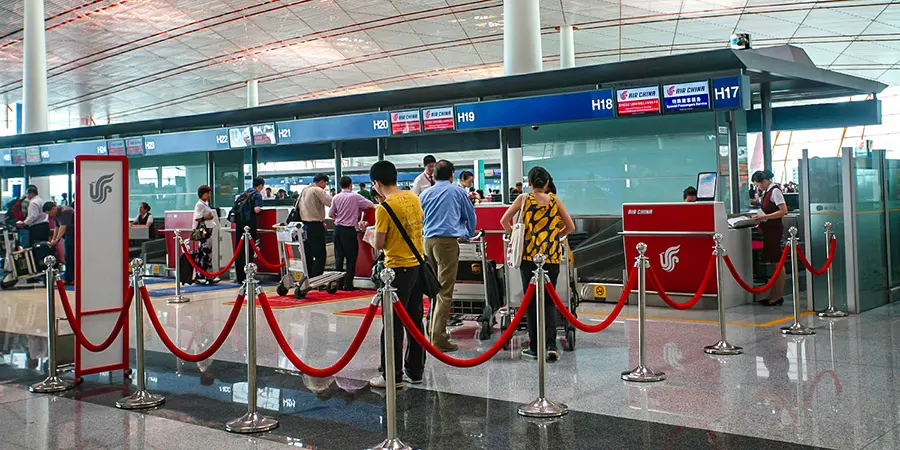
[193,200,218,228]
[763,184,786,206]
[411,172,436,196]
[23,195,48,226]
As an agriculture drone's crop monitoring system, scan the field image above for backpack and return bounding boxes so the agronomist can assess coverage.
[4,198,25,226]
[227,191,253,224]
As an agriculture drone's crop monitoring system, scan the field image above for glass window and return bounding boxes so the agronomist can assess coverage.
[128,153,208,219]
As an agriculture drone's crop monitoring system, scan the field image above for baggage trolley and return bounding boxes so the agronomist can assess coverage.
[273,222,345,299]
[500,235,578,351]
[446,230,503,341]
[0,225,55,289]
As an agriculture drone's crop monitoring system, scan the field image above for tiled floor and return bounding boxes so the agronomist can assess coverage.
[0,279,898,449]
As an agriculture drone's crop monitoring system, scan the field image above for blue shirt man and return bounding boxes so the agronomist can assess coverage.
[419,160,477,352]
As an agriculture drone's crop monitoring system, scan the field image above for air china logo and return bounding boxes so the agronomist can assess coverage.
[667,85,676,96]
[425,110,432,119]
[619,90,628,101]
[659,245,681,272]
[89,173,115,204]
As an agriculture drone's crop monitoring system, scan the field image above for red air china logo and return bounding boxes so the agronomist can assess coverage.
[667,85,676,96]
[620,90,628,101]
[391,112,400,121]
[425,110,432,119]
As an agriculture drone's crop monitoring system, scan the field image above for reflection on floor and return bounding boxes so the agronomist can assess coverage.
[0,281,898,449]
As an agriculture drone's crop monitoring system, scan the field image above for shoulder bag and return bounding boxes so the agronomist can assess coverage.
[380,202,441,299]
[190,218,211,242]
[506,195,528,269]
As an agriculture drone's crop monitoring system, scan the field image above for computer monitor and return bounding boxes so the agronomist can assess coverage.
[696,172,717,201]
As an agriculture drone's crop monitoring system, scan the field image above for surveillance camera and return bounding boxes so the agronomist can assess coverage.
[531,125,540,131]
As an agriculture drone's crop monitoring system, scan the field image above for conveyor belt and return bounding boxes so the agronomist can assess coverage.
[572,218,625,284]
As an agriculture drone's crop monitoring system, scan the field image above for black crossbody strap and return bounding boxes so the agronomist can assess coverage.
[380,202,426,266]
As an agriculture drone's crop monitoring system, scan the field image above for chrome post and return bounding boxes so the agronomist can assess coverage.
[117,259,166,409]
[818,223,847,318]
[368,268,413,450]
[518,254,568,418]
[704,234,743,356]
[167,231,190,304]
[781,227,816,335]
[622,243,666,382]
[244,226,252,276]
[226,263,278,433]
[30,256,75,393]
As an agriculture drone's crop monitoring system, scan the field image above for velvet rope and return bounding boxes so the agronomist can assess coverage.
[797,238,837,276]
[548,266,637,332]
[140,286,245,362]
[647,255,717,310]
[257,291,377,377]
[723,245,790,295]
[249,239,286,269]
[393,284,535,368]
[56,280,134,353]
[179,238,244,278]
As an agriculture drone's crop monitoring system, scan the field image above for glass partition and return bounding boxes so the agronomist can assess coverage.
[129,153,208,217]
[806,156,846,311]
[854,150,889,311]
[887,157,900,296]
[211,150,244,209]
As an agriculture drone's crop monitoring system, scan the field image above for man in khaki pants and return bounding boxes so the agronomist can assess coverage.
[419,160,477,352]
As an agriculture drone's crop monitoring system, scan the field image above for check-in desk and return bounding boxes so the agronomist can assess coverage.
[621,202,752,309]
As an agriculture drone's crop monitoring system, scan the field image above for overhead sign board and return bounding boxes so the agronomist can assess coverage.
[106,139,126,156]
[390,110,421,135]
[143,128,230,156]
[663,81,710,112]
[711,76,748,110]
[421,106,455,132]
[616,86,660,116]
[455,89,616,131]
[125,137,144,156]
[25,147,41,164]
[11,148,26,165]
[229,127,252,149]
[252,123,276,146]
[275,111,391,145]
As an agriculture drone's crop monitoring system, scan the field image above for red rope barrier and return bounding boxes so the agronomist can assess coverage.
[56,280,134,353]
[548,266,637,332]
[258,291,377,377]
[140,286,245,362]
[179,238,244,278]
[647,255,717,310]
[393,284,535,368]
[249,239,286,269]
[723,245,790,295]
[797,238,837,276]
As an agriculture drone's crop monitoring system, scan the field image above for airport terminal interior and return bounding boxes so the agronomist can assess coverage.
[1,0,900,449]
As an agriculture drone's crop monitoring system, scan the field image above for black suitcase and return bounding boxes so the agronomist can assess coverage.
[31,242,57,272]
[179,253,194,285]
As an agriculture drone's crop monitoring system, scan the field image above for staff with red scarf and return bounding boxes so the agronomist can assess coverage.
[753,170,788,306]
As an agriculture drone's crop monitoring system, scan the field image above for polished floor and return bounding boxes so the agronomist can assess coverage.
[0,279,898,449]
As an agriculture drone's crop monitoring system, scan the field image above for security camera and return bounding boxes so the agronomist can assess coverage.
[531,124,540,131]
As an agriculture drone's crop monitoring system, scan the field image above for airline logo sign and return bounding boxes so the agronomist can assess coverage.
[421,106,455,132]
[616,86,660,116]
[390,110,421,135]
[663,81,710,112]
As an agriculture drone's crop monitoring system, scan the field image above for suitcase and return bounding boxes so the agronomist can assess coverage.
[31,242,57,272]
[179,253,194,285]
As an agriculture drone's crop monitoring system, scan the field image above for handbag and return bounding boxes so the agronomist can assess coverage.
[506,195,528,269]
[380,202,441,299]
[190,220,211,242]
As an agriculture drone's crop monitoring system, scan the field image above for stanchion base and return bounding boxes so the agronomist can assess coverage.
[116,390,165,409]
[780,322,816,336]
[366,438,414,450]
[166,295,190,304]
[704,340,743,356]
[225,411,279,434]
[29,376,75,393]
[621,366,666,383]
[517,397,569,418]
[818,308,848,318]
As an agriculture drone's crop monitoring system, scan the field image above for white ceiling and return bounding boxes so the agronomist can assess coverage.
[0,0,898,130]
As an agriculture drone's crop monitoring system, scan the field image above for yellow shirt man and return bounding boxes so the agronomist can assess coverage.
[375,190,424,269]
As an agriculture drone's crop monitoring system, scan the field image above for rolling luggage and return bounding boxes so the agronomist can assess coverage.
[31,242,56,272]
[179,253,194,285]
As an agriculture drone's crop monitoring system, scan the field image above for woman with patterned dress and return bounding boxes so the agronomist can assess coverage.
[192,185,219,284]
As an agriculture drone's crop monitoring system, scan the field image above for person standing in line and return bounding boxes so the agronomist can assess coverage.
[358,182,374,202]
[234,177,265,284]
[420,160,477,353]
[43,202,76,285]
[368,160,426,389]
[192,185,220,284]
[329,176,375,290]
[296,173,333,279]
[16,185,50,244]
[500,166,576,362]
[59,193,69,206]
[411,155,437,196]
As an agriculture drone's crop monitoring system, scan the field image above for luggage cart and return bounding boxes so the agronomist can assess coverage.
[500,235,578,351]
[273,222,345,299]
[446,231,503,341]
[0,225,54,289]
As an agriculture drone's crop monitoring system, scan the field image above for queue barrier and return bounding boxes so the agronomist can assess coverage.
[32,223,841,441]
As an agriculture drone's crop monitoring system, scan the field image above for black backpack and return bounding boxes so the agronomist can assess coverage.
[227,191,253,223]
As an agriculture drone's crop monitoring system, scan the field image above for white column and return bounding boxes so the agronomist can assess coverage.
[247,80,259,108]
[560,25,575,69]
[509,148,523,189]
[23,0,48,133]
[503,0,542,75]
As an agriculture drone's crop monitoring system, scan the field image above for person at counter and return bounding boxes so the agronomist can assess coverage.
[43,202,75,285]
[192,185,219,284]
[263,187,276,200]
[276,189,287,200]
[330,176,374,291]
[16,185,50,244]
[411,155,437,195]
[459,170,474,190]
[234,177,265,284]
[358,182,374,202]
[132,202,155,237]
[752,170,788,306]
[296,173,333,279]
[683,186,698,202]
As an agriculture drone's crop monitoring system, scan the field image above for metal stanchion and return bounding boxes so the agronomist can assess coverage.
[818,222,847,318]
[117,258,166,409]
[518,254,568,418]
[781,227,816,335]
[704,234,743,356]
[622,243,666,382]
[226,263,278,433]
[30,256,75,393]
[167,231,190,304]
[368,268,413,450]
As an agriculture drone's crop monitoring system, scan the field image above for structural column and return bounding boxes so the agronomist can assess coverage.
[23,0,48,133]
[247,80,259,108]
[333,142,343,182]
[760,82,773,172]
[559,25,575,69]
[503,0,542,75]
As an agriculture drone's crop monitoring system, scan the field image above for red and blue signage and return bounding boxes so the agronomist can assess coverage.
[663,81,710,112]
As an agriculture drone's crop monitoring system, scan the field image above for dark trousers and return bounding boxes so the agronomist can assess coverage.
[29,222,51,244]
[333,225,359,289]
[303,221,326,278]
[64,236,75,284]
[519,260,560,353]
[235,225,258,283]
[380,265,426,380]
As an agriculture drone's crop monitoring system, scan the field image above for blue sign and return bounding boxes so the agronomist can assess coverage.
[711,76,748,110]
[39,140,107,163]
[276,111,391,145]
[455,89,616,131]
[663,81,710,113]
[143,128,230,156]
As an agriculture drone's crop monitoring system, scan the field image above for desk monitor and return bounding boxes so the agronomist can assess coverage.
[696,172,717,201]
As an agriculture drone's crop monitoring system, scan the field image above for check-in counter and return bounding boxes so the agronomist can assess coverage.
[239,207,291,275]
[163,210,196,269]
